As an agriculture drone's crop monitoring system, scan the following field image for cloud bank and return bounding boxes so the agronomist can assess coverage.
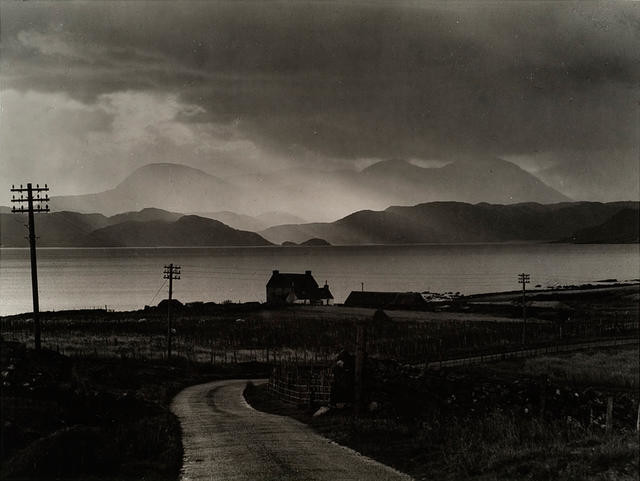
[1,1,638,200]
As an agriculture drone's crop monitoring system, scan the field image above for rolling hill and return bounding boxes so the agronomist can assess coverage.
[2,202,635,247]
[84,215,272,247]
[1,211,110,247]
[566,209,639,243]
[0,209,272,247]
[191,211,307,232]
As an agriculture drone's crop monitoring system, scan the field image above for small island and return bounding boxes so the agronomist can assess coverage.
[280,238,332,247]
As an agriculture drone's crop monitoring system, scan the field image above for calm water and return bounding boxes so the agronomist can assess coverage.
[1,244,638,316]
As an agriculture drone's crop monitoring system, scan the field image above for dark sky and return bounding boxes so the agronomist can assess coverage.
[1,1,638,198]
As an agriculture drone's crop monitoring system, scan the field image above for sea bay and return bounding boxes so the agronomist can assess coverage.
[1,243,638,316]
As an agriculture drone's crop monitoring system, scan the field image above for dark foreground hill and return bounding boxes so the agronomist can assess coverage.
[84,215,272,247]
[2,202,636,247]
[567,209,639,244]
[260,201,639,245]
[1,208,272,247]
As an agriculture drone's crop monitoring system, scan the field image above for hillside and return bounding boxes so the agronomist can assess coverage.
[260,201,639,245]
[191,211,306,232]
[300,238,331,246]
[83,215,272,247]
[3,203,635,247]
[1,211,110,247]
[1,209,272,247]
[108,207,183,225]
[567,209,639,243]
[191,211,268,232]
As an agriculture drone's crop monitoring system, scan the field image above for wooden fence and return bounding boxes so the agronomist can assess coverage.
[425,337,638,369]
[268,363,334,406]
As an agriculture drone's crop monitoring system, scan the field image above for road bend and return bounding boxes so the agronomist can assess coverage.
[171,379,412,481]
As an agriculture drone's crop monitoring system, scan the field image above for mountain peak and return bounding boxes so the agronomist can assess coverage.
[361,159,421,174]
[51,156,571,218]
[121,163,216,184]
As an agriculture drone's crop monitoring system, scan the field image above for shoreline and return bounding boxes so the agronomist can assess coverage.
[2,282,638,320]
[2,240,639,249]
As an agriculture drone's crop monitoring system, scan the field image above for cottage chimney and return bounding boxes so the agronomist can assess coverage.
[273,270,279,275]
[305,270,312,275]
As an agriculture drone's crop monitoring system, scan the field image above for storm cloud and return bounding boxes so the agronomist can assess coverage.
[1,1,638,199]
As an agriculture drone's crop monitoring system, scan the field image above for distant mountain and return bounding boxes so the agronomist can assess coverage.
[361,158,569,205]
[228,158,569,220]
[567,209,639,243]
[260,201,638,245]
[1,209,272,247]
[255,211,307,228]
[532,151,640,203]
[50,163,237,216]
[47,157,570,221]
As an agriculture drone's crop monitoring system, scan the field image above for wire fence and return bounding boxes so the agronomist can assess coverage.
[1,314,637,366]
[268,363,334,406]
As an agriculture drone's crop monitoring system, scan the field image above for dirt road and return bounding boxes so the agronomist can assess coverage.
[171,379,412,481]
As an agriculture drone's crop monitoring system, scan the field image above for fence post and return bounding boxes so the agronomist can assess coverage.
[354,319,366,417]
[606,397,613,434]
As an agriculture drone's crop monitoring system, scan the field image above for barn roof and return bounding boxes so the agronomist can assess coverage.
[344,291,427,308]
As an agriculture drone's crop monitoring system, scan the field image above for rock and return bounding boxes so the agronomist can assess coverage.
[368,401,380,413]
[313,406,330,417]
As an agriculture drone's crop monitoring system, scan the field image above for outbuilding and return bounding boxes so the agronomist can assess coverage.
[344,291,428,310]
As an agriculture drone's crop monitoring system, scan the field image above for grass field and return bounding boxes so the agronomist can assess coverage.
[2,285,638,479]
[0,342,269,480]
[516,346,639,389]
[3,285,637,366]
[245,344,640,481]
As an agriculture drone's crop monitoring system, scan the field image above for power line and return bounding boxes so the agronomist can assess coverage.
[148,279,167,306]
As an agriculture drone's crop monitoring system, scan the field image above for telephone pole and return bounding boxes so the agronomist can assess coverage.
[163,263,181,359]
[11,183,50,351]
[518,273,530,345]
[354,319,367,417]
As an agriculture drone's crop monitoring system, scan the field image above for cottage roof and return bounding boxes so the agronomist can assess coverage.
[267,270,333,300]
[316,284,334,300]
